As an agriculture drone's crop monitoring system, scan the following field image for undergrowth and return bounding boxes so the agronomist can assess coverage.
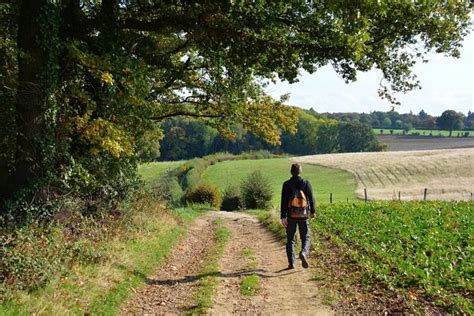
[0,189,204,314]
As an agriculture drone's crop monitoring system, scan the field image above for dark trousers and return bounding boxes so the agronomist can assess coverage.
[286,218,310,266]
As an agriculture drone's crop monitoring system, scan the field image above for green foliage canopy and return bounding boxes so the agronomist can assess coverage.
[436,110,465,136]
[0,0,471,204]
[337,121,386,152]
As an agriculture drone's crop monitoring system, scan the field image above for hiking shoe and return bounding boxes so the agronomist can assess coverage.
[287,264,295,270]
[299,253,309,268]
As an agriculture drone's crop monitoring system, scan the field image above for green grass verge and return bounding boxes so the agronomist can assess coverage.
[374,128,471,137]
[252,209,286,242]
[138,161,183,186]
[202,158,357,206]
[0,208,204,315]
[187,219,231,315]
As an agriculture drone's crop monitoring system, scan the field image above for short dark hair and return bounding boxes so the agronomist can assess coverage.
[291,163,302,176]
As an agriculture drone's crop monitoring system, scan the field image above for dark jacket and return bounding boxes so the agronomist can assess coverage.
[280,176,316,219]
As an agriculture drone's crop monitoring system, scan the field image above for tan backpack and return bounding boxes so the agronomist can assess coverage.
[288,182,308,219]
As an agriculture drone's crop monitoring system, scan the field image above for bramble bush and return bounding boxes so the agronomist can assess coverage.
[240,170,273,209]
[220,185,242,211]
[182,183,222,208]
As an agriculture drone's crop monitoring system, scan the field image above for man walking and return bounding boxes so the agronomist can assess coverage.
[280,163,316,269]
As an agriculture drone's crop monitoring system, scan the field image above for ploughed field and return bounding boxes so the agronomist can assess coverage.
[295,148,474,201]
[378,135,474,152]
[374,128,471,137]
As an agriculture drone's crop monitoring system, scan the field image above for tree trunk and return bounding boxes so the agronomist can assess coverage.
[0,158,8,199]
[9,0,48,195]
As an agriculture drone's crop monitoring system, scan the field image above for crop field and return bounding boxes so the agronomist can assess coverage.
[313,201,473,313]
[295,148,474,201]
[379,135,474,152]
[201,158,357,206]
[374,128,471,137]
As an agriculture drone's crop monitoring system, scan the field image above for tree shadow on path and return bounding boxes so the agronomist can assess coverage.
[145,268,298,286]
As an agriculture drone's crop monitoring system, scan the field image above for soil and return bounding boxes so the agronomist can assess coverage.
[120,211,332,315]
[378,135,474,151]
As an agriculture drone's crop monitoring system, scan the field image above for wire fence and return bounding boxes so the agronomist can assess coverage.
[322,188,474,204]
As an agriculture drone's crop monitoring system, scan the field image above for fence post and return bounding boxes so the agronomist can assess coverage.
[330,193,333,205]
[423,188,428,201]
[398,191,401,201]
[364,188,368,202]
[346,197,349,203]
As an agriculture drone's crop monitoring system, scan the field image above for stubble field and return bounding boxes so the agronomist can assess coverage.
[294,148,474,201]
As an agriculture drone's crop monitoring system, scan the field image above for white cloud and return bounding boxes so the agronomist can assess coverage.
[267,34,473,116]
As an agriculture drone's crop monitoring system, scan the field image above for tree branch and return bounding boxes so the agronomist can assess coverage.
[121,16,189,32]
[150,111,223,121]
[159,56,192,91]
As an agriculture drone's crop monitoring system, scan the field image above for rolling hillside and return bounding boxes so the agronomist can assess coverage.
[201,158,357,205]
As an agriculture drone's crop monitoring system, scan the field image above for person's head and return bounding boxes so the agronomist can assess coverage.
[290,163,302,177]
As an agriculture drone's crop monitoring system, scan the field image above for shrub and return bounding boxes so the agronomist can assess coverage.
[220,185,242,211]
[240,171,273,209]
[154,175,183,207]
[182,182,222,208]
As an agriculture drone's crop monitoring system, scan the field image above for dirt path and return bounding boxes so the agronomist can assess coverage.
[210,211,331,316]
[120,211,331,315]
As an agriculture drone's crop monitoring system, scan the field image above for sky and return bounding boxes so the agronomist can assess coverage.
[266,33,473,116]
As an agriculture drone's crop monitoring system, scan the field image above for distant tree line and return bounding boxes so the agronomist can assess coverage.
[155,108,473,161]
[321,109,473,133]
[154,109,385,161]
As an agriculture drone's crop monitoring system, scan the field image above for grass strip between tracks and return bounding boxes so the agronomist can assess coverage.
[186,218,231,315]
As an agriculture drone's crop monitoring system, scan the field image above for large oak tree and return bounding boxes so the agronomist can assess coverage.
[0,0,471,200]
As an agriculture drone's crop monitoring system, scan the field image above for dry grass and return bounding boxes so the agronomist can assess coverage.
[293,148,474,201]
